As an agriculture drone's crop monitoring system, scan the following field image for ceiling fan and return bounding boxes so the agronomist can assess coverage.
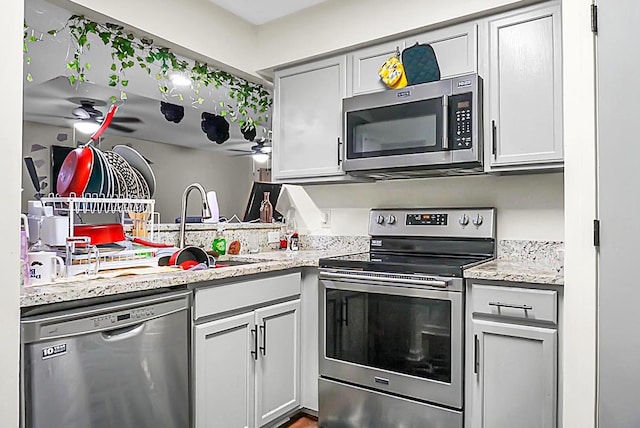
[68,98,142,133]
[228,130,273,158]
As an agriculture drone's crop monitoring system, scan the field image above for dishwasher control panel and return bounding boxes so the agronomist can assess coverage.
[91,307,157,328]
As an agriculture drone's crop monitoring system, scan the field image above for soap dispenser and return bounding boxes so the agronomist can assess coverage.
[212,226,226,256]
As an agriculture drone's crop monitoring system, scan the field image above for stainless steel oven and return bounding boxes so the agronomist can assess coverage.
[342,74,482,179]
[318,208,496,428]
[320,270,463,407]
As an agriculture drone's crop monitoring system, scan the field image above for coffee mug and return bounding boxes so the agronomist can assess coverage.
[27,251,64,285]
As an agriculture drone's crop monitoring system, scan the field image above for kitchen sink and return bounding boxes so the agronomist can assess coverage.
[213,260,259,268]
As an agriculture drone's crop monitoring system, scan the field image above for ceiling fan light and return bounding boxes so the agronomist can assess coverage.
[74,121,101,134]
[252,152,270,163]
[169,73,192,87]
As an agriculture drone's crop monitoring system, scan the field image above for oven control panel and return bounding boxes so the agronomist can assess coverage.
[406,213,448,226]
[369,208,495,239]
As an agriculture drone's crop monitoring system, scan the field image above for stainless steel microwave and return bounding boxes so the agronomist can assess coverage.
[342,73,483,178]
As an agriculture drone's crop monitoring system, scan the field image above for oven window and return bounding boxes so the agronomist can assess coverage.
[325,289,452,383]
[346,98,444,159]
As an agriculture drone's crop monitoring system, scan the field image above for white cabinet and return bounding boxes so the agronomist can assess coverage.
[194,312,255,428]
[349,22,477,97]
[484,2,563,171]
[470,320,557,428]
[465,281,560,428]
[194,273,301,428]
[404,22,478,80]
[349,39,404,96]
[255,300,301,427]
[272,56,348,181]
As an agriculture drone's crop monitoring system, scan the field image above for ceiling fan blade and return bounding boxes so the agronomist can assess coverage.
[27,113,75,120]
[111,117,143,123]
[72,107,91,119]
[109,123,136,133]
[228,149,253,153]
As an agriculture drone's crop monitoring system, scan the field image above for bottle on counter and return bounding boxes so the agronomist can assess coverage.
[259,192,273,223]
[212,226,226,256]
[289,232,299,251]
[279,223,288,250]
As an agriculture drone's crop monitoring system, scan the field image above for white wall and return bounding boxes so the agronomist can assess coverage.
[1,1,23,426]
[53,0,261,82]
[22,122,254,221]
[561,0,598,426]
[256,0,536,71]
[305,173,564,240]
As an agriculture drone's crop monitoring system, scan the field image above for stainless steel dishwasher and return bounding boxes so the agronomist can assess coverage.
[21,290,191,428]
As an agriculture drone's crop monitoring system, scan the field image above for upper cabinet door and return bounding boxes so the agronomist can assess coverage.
[273,56,347,180]
[487,3,563,168]
[404,21,478,79]
[349,39,404,96]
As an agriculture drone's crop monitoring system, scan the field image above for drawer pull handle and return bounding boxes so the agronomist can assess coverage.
[488,301,533,311]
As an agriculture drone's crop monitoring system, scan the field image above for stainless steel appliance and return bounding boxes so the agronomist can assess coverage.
[342,74,483,179]
[318,208,496,428]
[21,290,191,428]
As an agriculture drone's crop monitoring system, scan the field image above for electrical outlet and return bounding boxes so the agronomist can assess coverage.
[321,210,331,228]
[267,231,280,243]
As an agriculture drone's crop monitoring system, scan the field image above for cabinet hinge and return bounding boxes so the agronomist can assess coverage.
[591,4,598,34]
[594,219,601,247]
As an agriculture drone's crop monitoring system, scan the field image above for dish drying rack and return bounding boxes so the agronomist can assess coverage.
[40,195,161,276]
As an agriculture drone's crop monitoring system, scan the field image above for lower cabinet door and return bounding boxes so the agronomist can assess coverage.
[194,312,256,428]
[470,319,557,428]
[255,299,301,427]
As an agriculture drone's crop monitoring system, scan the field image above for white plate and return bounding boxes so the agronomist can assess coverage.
[112,145,156,197]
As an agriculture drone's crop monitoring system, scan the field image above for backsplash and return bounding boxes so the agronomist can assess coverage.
[155,223,281,253]
[154,223,369,255]
[498,240,564,267]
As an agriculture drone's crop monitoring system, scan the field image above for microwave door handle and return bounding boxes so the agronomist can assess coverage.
[442,95,449,150]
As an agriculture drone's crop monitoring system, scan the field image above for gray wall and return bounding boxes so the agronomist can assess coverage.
[22,121,254,221]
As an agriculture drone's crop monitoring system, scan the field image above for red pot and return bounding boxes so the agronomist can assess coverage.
[168,246,210,267]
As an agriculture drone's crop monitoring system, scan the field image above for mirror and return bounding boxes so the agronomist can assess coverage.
[22,0,273,221]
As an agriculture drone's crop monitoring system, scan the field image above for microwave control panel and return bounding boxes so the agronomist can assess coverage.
[449,92,473,150]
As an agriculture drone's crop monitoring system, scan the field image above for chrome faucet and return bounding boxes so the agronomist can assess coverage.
[179,183,212,248]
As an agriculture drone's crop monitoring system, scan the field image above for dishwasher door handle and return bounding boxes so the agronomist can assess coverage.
[101,323,145,341]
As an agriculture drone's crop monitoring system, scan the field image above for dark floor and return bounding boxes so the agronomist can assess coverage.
[280,414,319,428]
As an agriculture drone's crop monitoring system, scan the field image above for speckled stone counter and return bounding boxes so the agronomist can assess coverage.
[464,259,564,286]
[20,245,366,308]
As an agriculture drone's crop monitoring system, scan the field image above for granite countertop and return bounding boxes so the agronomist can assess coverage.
[464,259,564,286]
[20,248,357,308]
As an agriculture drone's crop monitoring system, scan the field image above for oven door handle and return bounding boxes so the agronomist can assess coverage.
[319,270,451,289]
[321,279,460,302]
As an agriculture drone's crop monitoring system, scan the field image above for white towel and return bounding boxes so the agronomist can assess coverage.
[203,191,220,223]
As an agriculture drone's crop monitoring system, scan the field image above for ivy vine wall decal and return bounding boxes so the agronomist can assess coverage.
[24,15,272,131]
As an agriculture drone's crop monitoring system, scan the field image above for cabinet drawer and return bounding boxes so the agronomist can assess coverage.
[195,272,301,320]
[470,283,557,324]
